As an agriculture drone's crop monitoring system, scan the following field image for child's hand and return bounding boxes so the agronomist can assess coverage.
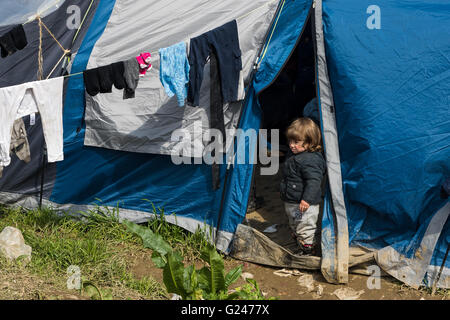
[299,200,310,212]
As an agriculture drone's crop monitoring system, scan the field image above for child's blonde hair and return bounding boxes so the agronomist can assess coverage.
[286,117,322,152]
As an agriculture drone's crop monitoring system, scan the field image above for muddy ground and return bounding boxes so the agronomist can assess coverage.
[2,248,445,300]
[129,251,446,300]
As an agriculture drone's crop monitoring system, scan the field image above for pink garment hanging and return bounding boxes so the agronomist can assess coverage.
[136,52,152,76]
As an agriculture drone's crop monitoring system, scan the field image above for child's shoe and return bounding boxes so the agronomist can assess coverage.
[291,243,312,256]
[301,244,313,255]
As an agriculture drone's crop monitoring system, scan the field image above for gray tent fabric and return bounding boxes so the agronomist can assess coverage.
[0,0,98,198]
[229,224,376,271]
[314,0,349,284]
[83,0,279,156]
[230,224,321,270]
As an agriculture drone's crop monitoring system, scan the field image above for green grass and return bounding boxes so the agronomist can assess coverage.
[144,204,212,261]
[0,203,212,300]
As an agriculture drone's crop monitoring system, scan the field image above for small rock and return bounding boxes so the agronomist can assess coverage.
[241,272,254,280]
[273,268,303,277]
[316,284,324,296]
[333,287,365,300]
[171,294,182,300]
[0,227,32,264]
[297,274,315,292]
[312,284,324,299]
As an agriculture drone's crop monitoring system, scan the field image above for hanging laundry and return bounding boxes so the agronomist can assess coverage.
[0,77,64,167]
[97,65,115,93]
[186,20,243,190]
[209,51,224,191]
[0,24,28,58]
[187,20,243,106]
[123,57,140,99]
[83,64,116,96]
[159,41,190,107]
[111,61,126,90]
[0,32,17,58]
[84,60,137,98]
[83,68,102,96]
[0,118,31,179]
[136,52,152,76]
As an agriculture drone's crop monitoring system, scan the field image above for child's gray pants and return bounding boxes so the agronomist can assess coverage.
[283,202,320,246]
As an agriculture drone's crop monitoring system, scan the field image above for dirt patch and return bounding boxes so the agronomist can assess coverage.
[0,268,87,300]
[223,259,446,300]
[128,248,164,283]
[125,245,447,300]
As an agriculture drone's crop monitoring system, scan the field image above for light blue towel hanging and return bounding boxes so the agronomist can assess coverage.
[159,41,190,107]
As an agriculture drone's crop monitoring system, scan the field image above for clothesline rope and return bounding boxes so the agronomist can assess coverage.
[24,0,281,81]
[38,16,67,53]
[37,17,44,80]
[46,50,70,80]
[35,16,71,80]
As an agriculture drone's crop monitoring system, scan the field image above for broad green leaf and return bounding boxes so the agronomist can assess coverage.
[197,267,212,293]
[199,245,225,294]
[172,250,184,262]
[182,265,197,296]
[123,220,172,255]
[151,251,167,268]
[224,265,242,289]
[162,252,187,299]
[190,268,198,291]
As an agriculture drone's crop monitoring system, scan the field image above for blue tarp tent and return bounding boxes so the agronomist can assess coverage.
[0,0,448,288]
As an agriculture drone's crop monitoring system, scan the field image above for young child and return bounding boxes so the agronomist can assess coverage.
[280,117,326,255]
